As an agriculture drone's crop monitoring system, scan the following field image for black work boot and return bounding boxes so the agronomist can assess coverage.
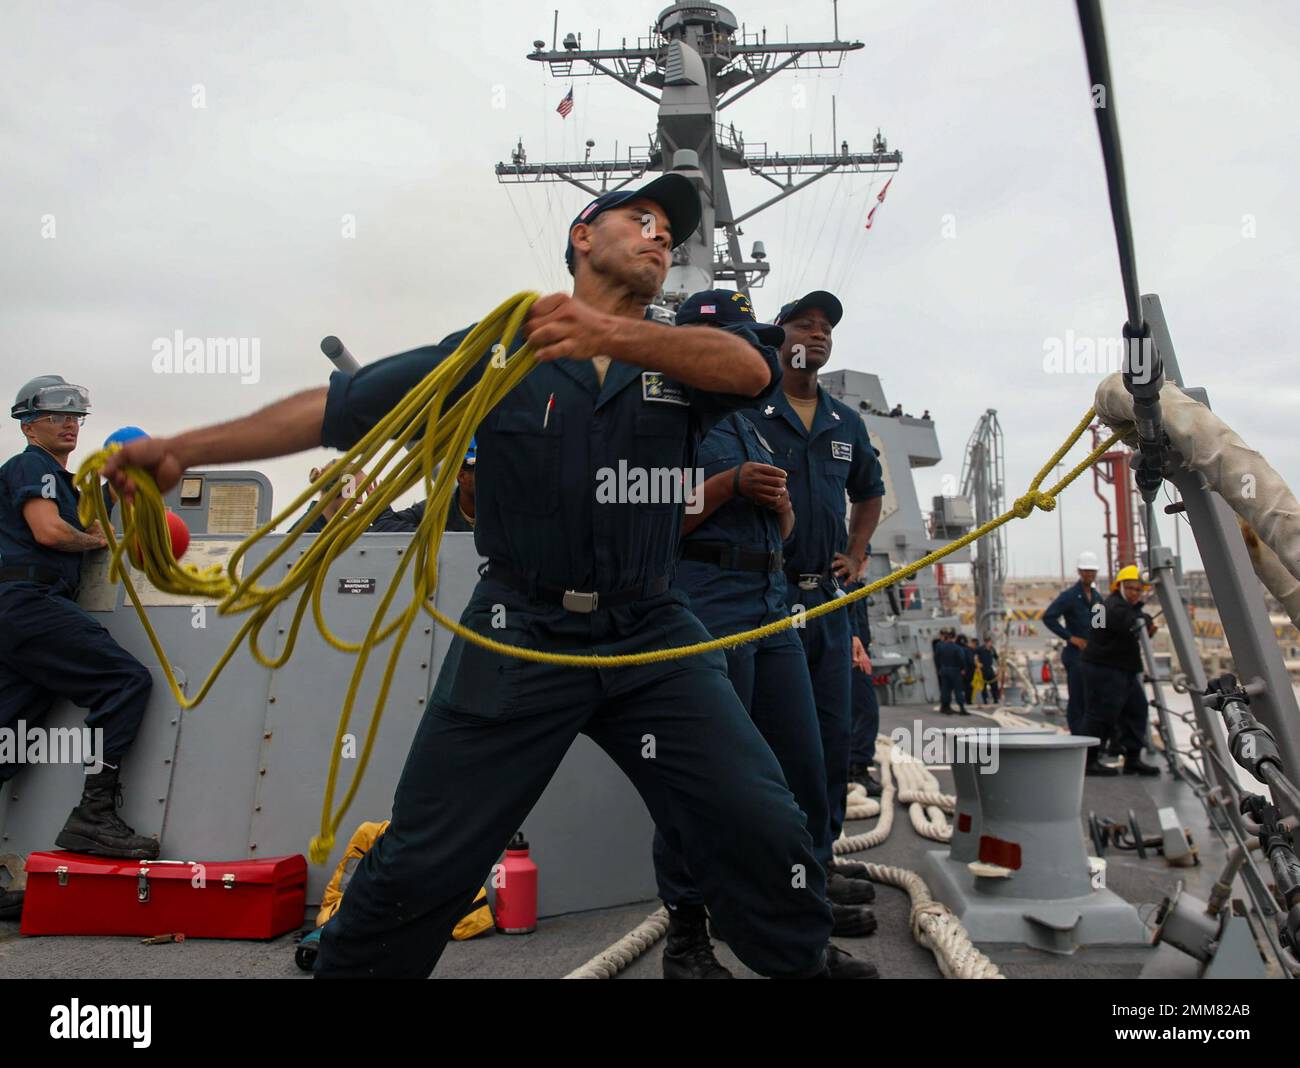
[849,763,883,798]
[827,869,875,905]
[662,905,733,979]
[1123,751,1161,777]
[821,942,880,979]
[1083,742,1119,777]
[0,888,22,921]
[55,765,160,860]
[831,903,877,937]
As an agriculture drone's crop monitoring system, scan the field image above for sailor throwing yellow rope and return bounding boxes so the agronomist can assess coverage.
[98,175,1124,980]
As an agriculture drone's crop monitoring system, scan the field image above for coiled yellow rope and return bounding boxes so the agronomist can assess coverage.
[74,291,1129,861]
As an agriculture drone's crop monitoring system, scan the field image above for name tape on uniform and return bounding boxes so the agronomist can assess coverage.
[641,371,689,407]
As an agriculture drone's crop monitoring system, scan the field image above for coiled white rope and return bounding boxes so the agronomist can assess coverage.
[833,738,1002,977]
[835,741,900,854]
[890,748,954,842]
[845,783,881,821]
[909,803,951,842]
[563,735,999,979]
[855,862,1004,980]
[563,907,670,979]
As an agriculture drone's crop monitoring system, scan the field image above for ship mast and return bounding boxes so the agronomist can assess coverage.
[495,2,902,306]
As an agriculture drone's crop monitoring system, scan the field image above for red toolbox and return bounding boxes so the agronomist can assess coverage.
[20,852,307,939]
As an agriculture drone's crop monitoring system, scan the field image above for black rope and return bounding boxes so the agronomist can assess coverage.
[1075,0,1144,334]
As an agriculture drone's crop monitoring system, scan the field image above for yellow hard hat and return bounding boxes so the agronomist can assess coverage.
[1112,564,1147,590]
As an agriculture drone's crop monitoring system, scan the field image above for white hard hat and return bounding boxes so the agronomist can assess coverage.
[1076,551,1100,571]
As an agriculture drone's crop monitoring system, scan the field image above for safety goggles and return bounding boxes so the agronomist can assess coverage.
[29,383,91,415]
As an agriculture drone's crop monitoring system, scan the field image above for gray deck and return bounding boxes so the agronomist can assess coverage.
[0,701,1224,979]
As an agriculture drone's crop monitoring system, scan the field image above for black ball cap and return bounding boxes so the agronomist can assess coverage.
[775,290,844,328]
[565,173,701,266]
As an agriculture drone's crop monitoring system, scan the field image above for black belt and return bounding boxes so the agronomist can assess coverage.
[681,541,783,574]
[0,564,69,588]
[485,561,670,613]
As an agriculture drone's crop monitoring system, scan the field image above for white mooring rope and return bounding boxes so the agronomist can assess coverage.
[563,907,671,979]
[564,735,1003,979]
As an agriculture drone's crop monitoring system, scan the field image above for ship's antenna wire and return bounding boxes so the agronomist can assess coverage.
[793,156,843,296]
[538,62,561,290]
[823,174,851,290]
[837,170,879,291]
[819,173,852,291]
[834,172,879,294]
[503,185,554,283]
[516,177,555,289]
[798,173,843,294]
[777,72,800,295]
[785,73,824,285]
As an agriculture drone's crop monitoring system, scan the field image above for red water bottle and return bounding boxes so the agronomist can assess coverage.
[495,831,538,934]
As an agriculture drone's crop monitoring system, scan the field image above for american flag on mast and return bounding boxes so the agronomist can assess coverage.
[556,85,574,118]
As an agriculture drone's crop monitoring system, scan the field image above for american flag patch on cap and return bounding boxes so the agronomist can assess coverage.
[701,305,716,314]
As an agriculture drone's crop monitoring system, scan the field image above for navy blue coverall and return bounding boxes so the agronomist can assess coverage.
[933,638,966,713]
[1081,592,1152,757]
[0,445,152,782]
[655,410,830,906]
[315,324,833,979]
[845,578,879,767]
[1043,580,1104,733]
[960,642,977,705]
[742,389,884,846]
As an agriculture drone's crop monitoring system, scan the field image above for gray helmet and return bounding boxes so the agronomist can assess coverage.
[11,375,91,420]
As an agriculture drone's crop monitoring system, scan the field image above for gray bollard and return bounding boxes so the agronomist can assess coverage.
[923,729,1149,954]
[973,733,1094,900]
[946,727,1041,865]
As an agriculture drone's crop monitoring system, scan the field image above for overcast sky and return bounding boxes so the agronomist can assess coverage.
[4,0,1297,577]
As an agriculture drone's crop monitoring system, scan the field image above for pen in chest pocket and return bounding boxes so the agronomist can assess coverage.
[543,392,555,429]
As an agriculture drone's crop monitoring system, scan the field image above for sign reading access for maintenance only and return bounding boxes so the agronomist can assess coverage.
[338,578,376,595]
